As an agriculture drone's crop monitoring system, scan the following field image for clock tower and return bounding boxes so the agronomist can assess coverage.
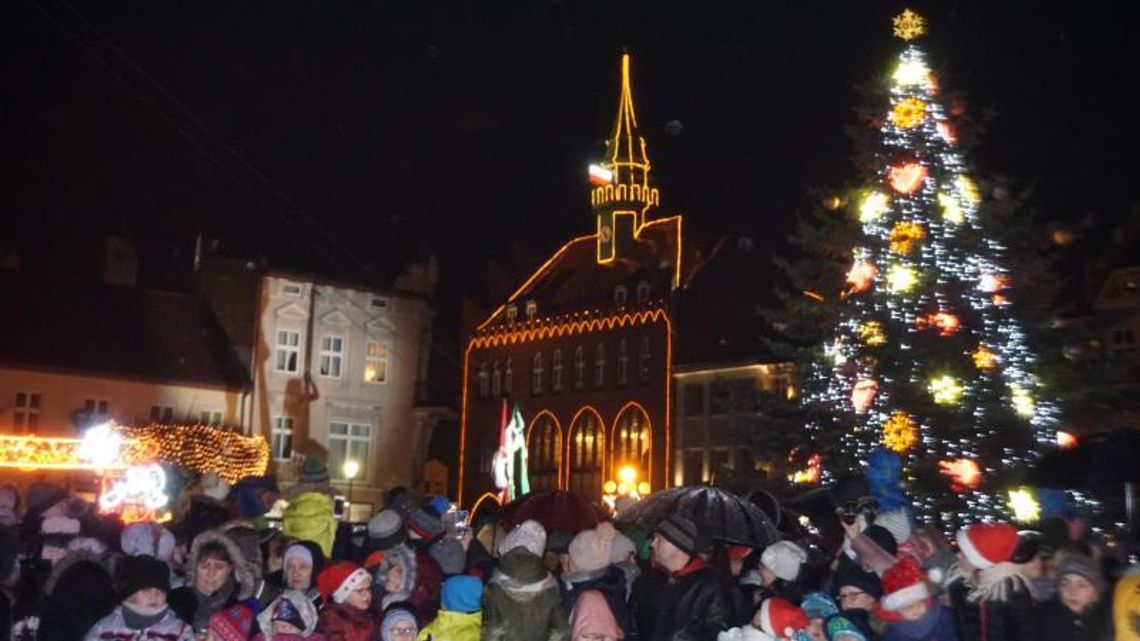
[590,54,660,264]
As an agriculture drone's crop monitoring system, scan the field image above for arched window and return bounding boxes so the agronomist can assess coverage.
[527,413,561,492]
[637,280,651,302]
[594,343,606,386]
[552,349,563,391]
[532,352,544,394]
[639,337,651,382]
[568,409,604,498]
[478,363,489,398]
[618,339,629,384]
[612,404,652,483]
[614,285,628,306]
[574,346,585,389]
[504,358,513,394]
[492,360,502,397]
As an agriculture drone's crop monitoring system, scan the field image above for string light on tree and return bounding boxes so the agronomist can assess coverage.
[889,221,926,254]
[891,98,927,129]
[859,191,891,223]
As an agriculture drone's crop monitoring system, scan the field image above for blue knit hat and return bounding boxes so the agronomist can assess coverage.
[441,575,483,613]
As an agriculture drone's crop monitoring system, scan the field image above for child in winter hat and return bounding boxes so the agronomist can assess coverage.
[569,522,618,574]
[755,597,812,641]
[570,590,623,641]
[418,575,483,641]
[761,541,808,583]
[85,555,191,641]
[317,562,372,606]
[879,557,957,641]
[379,605,417,641]
[954,522,1019,573]
[253,590,323,641]
[499,519,547,558]
[316,562,375,641]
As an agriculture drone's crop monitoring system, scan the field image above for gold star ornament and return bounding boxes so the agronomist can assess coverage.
[893,9,926,41]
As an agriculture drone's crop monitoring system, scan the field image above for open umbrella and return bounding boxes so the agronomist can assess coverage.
[616,486,780,548]
[498,490,609,534]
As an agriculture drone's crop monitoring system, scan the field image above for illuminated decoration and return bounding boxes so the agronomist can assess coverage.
[938,192,964,224]
[846,259,878,292]
[939,458,982,491]
[888,221,926,254]
[803,290,825,302]
[928,375,963,405]
[882,412,919,453]
[936,121,957,146]
[858,321,887,346]
[120,424,269,483]
[972,346,999,371]
[886,265,918,293]
[891,98,927,129]
[823,195,843,211]
[588,163,613,186]
[491,401,530,503]
[888,162,928,194]
[99,464,170,524]
[788,454,822,485]
[892,9,926,41]
[917,311,960,336]
[859,191,891,223]
[1007,488,1041,523]
[893,59,930,86]
[956,175,981,206]
[851,379,879,413]
[1052,229,1074,246]
[0,428,156,471]
[1010,384,1036,417]
[1057,431,1078,450]
[979,273,1008,293]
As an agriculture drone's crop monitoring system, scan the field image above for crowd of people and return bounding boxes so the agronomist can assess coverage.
[0,451,1137,641]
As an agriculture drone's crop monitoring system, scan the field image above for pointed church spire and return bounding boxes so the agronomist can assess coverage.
[590,53,660,265]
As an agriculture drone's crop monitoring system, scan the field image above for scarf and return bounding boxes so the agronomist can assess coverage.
[947,562,1026,604]
[122,603,170,630]
[194,578,235,630]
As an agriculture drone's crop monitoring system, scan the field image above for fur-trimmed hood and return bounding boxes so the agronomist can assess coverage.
[44,549,114,596]
[186,529,256,600]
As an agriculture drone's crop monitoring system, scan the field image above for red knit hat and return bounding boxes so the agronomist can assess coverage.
[956,522,1018,570]
[757,597,810,640]
[317,561,371,604]
[208,605,254,641]
[881,557,931,611]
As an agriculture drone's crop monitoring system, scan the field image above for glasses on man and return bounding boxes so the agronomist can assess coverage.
[389,626,416,638]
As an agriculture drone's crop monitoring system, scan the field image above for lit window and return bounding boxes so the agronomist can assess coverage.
[13,392,40,431]
[272,416,294,461]
[504,358,513,393]
[274,329,302,373]
[320,335,344,378]
[639,337,651,382]
[614,285,628,306]
[574,346,585,389]
[552,349,563,391]
[200,410,223,426]
[364,340,389,383]
[618,340,628,384]
[595,343,606,386]
[637,281,650,302]
[282,283,302,297]
[478,363,489,398]
[532,352,544,394]
[526,300,538,319]
[492,360,502,396]
[506,305,518,323]
[150,406,174,423]
[329,421,371,480]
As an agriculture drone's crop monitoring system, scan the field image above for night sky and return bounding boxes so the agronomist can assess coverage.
[4,1,1137,351]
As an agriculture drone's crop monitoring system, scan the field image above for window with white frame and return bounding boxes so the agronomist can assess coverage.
[319,335,344,378]
[614,285,628,306]
[574,346,585,389]
[552,349,563,391]
[13,392,40,431]
[618,339,629,384]
[594,343,606,386]
[270,416,294,461]
[275,329,302,373]
[150,405,174,423]
[492,360,502,397]
[200,410,223,426]
[532,352,544,394]
[504,358,513,393]
[639,337,651,382]
[365,340,389,383]
[329,421,371,480]
[637,280,650,302]
[477,363,489,398]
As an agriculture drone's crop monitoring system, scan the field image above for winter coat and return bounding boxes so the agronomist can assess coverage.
[1113,573,1140,641]
[631,561,734,641]
[373,543,443,624]
[945,565,1034,641]
[317,603,375,641]
[83,606,194,641]
[1034,598,1112,641]
[282,493,336,558]
[415,610,482,641]
[560,566,631,637]
[570,590,624,641]
[17,551,117,641]
[480,547,568,641]
[881,604,958,641]
[169,529,257,632]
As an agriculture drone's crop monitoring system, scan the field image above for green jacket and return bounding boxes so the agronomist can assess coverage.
[282,491,336,556]
[480,549,568,641]
[416,609,482,641]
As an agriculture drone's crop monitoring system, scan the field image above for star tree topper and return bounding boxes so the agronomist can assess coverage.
[892,9,926,41]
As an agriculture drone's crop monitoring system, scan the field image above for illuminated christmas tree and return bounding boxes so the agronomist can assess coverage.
[806,10,1059,527]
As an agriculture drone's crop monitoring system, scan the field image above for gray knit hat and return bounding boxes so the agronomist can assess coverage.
[368,510,407,551]
[656,513,708,557]
[1057,553,1106,596]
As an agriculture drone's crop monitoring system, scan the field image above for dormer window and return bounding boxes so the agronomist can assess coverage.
[636,281,650,302]
[614,285,628,306]
[282,283,302,297]
[506,305,518,323]
[525,300,538,320]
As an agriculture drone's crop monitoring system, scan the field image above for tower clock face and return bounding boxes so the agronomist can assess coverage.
[600,224,613,243]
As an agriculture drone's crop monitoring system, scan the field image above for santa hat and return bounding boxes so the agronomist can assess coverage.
[956,522,1018,570]
[761,541,807,582]
[757,598,810,640]
[317,561,371,604]
[881,557,931,611]
[569,522,618,573]
[499,519,546,558]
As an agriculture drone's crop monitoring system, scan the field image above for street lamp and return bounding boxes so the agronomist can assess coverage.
[343,460,360,512]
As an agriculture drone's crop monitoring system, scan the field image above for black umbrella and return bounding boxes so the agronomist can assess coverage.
[616,485,780,548]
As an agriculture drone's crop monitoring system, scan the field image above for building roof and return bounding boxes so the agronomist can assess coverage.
[0,275,250,389]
